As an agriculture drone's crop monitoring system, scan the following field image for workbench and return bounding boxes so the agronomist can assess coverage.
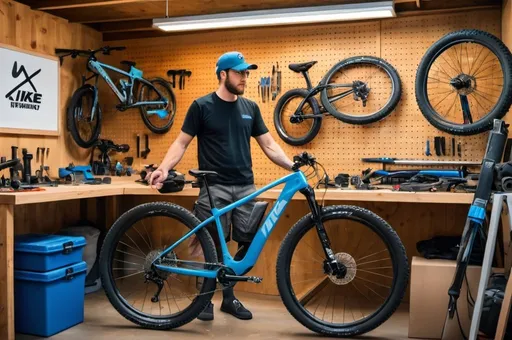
[0,178,475,340]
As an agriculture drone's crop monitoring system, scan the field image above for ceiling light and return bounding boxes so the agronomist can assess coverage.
[153,1,396,32]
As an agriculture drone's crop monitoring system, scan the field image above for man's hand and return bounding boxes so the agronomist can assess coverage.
[146,168,167,189]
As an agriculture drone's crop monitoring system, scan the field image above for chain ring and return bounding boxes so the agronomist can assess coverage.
[328,252,356,285]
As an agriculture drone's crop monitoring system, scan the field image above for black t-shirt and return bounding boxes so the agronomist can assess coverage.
[181,92,269,185]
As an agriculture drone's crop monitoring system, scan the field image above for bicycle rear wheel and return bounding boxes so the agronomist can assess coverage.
[138,78,176,134]
[320,56,402,124]
[276,205,409,337]
[99,202,218,330]
[415,29,512,135]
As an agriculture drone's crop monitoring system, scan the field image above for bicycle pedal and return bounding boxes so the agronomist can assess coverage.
[248,276,263,284]
[223,274,263,283]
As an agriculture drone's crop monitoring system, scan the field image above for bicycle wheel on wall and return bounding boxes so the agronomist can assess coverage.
[415,29,512,135]
[67,85,102,149]
[276,205,409,337]
[138,78,176,134]
[320,56,402,125]
[273,89,322,146]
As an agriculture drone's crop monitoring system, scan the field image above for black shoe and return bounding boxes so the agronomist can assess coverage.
[197,301,214,321]
[220,298,252,320]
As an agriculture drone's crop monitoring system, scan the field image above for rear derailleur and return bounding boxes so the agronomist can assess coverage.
[144,270,165,303]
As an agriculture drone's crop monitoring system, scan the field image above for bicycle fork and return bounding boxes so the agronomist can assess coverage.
[300,186,347,278]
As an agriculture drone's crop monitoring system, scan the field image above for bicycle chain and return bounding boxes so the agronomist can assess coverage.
[153,258,235,300]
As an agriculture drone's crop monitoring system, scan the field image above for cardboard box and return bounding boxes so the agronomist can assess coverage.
[409,256,487,339]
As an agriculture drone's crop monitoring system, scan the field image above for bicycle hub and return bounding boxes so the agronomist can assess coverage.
[450,74,476,95]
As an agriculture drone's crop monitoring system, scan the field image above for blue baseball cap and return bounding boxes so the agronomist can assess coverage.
[215,51,258,77]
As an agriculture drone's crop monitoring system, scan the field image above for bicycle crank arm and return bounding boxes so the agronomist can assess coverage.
[223,274,262,283]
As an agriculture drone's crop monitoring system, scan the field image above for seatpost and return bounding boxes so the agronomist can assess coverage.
[201,176,216,209]
[302,71,313,90]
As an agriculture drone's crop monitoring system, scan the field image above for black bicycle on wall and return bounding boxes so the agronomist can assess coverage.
[415,29,512,136]
[56,46,176,148]
[274,56,402,146]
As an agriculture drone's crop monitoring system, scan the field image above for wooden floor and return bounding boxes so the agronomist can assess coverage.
[16,290,412,340]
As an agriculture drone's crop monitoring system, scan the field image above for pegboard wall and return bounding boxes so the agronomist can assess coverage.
[98,8,506,186]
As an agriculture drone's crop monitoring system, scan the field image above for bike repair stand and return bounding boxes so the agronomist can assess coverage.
[469,192,512,340]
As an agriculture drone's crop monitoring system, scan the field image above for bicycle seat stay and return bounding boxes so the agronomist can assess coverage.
[289,61,317,73]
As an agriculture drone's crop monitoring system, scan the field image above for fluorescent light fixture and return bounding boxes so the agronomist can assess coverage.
[153,1,395,32]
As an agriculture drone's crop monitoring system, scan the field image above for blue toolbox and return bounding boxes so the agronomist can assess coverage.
[14,261,87,337]
[14,233,86,272]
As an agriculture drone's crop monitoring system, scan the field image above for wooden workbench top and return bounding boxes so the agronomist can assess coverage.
[0,177,475,205]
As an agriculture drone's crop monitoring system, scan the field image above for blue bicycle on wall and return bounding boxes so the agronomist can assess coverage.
[56,46,176,148]
[99,152,409,337]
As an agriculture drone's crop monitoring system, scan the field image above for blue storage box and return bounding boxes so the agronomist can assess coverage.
[14,234,86,272]
[15,261,87,337]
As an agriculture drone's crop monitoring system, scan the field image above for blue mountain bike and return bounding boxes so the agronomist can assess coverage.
[99,152,409,336]
[56,46,176,148]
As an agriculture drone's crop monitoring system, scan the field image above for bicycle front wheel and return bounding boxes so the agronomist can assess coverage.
[273,89,322,146]
[276,205,409,337]
[320,56,402,124]
[99,202,218,330]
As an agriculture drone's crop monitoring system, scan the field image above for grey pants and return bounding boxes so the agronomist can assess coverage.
[193,183,257,244]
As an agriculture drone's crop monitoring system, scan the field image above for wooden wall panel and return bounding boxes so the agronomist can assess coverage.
[101,8,505,186]
[0,0,105,182]
[504,0,512,50]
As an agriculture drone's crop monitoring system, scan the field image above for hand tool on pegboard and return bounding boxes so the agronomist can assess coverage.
[260,77,265,103]
[266,76,270,102]
[276,62,281,97]
[271,64,277,100]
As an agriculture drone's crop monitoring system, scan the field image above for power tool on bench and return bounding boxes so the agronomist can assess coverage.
[58,163,111,185]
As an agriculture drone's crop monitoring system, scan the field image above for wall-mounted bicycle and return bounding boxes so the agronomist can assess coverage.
[56,46,176,148]
[274,56,402,146]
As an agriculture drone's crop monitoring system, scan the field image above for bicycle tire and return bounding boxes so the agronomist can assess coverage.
[276,205,409,337]
[320,56,402,124]
[415,29,512,135]
[138,78,176,134]
[273,89,322,146]
[67,85,102,148]
[99,201,218,330]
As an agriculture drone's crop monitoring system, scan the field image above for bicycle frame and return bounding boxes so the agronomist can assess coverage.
[294,74,354,118]
[88,60,168,109]
[151,171,312,278]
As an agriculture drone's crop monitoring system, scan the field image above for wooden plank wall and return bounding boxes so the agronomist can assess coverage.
[0,0,114,181]
[0,0,109,234]
[505,0,512,51]
[100,8,506,186]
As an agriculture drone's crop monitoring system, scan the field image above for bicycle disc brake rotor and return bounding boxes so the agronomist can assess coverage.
[144,249,177,279]
[329,252,356,285]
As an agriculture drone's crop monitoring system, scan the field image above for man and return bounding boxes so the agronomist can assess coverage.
[147,51,294,321]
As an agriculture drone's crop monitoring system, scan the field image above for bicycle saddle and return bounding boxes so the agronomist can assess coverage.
[288,61,317,73]
[120,60,136,67]
[188,169,218,178]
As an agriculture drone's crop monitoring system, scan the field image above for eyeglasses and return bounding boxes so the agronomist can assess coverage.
[229,69,250,78]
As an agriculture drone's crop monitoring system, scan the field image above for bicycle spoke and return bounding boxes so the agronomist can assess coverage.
[115,270,145,281]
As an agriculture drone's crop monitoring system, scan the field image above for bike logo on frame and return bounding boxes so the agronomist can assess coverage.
[261,199,288,237]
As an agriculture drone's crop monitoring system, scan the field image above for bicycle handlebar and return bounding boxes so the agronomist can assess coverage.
[292,152,317,171]
[55,46,126,59]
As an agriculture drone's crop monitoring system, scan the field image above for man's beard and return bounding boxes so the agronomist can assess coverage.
[225,74,244,95]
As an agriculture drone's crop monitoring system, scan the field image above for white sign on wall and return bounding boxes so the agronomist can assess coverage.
[0,44,59,136]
